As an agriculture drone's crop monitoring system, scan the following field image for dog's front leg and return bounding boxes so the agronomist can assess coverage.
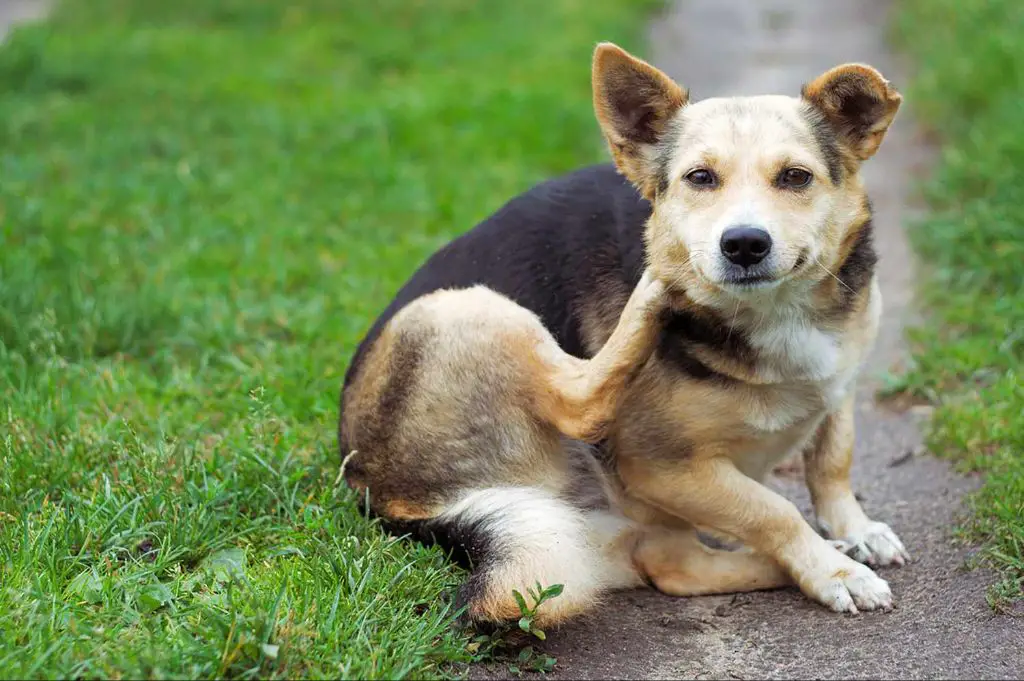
[804,396,910,567]
[620,455,894,613]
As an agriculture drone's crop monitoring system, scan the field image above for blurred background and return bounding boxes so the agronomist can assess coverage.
[0,1,1019,679]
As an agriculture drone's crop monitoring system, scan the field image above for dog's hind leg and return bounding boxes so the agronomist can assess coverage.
[530,270,667,443]
[634,526,790,597]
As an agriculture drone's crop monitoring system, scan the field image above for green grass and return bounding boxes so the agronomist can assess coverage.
[891,0,1024,607]
[0,0,657,677]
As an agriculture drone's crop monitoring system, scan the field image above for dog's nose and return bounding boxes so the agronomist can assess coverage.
[720,226,772,268]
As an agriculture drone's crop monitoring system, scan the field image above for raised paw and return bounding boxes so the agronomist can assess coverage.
[827,520,910,568]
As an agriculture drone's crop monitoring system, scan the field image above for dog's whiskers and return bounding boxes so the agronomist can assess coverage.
[753,308,768,335]
[724,295,741,345]
[667,251,704,291]
[815,257,855,295]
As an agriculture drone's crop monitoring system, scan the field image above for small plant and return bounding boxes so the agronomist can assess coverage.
[463,582,563,674]
[506,582,562,675]
[512,582,562,640]
[506,644,558,676]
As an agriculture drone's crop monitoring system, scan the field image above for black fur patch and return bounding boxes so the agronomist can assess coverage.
[823,196,880,313]
[347,329,425,463]
[368,502,501,573]
[800,102,843,185]
[656,306,753,379]
[653,120,682,196]
[834,212,878,313]
[655,326,733,383]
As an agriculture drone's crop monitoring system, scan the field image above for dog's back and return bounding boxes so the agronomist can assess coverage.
[341,163,649,390]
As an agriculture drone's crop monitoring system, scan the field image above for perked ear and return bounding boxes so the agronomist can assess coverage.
[802,63,902,161]
[592,42,687,198]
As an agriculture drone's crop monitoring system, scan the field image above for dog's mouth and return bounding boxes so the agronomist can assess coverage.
[724,272,775,284]
[709,249,813,291]
[686,250,814,294]
[720,272,781,290]
[718,261,781,290]
[686,261,781,292]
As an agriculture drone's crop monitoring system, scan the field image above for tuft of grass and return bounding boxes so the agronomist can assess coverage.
[892,0,1024,607]
[0,0,659,677]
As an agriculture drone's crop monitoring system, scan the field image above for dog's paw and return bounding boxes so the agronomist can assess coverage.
[786,535,895,614]
[828,521,910,568]
[635,269,668,313]
[804,556,893,614]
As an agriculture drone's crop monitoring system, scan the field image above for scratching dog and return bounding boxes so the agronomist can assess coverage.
[339,42,907,626]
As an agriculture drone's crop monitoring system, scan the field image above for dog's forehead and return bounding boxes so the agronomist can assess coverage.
[674,95,813,149]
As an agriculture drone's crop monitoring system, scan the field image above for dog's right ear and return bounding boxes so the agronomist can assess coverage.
[802,63,902,161]
[592,42,688,199]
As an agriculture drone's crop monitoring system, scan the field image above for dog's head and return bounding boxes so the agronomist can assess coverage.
[592,43,901,302]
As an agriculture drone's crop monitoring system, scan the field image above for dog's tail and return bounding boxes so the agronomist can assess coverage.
[414,486,642,627]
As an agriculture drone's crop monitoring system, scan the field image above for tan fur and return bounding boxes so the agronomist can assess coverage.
[592,43,687,199]
[384,499,436,521]
[528,270,669,442]
[341,272,667,518]
[341,288,570,513]
[342,43,908,624]
[634,526,791,596]
[802,63,902,160]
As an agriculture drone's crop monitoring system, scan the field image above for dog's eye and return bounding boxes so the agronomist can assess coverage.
[777,167,813,189]
[684,168,718,188]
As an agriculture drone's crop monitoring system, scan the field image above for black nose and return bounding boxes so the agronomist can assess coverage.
[720,226,772,268]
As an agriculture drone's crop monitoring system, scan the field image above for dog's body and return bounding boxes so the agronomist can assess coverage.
[339,44,909,626]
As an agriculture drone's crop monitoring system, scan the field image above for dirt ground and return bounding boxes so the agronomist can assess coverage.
[0,0,47,41]
[475,1,1023,678]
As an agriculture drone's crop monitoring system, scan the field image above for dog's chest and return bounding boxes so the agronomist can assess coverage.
[725,374,846,478]
[741,319,856,428]
[611,283,879,475]
[748,314,843,384]
[630,314,860,463]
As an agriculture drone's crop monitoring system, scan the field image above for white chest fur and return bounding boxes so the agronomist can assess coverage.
[749,313,842,382]
[736,286,878,434]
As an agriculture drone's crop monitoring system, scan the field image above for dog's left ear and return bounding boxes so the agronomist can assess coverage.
[802,64,902,161]
[592,42,688,199]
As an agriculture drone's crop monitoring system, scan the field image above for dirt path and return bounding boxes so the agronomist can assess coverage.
[0,0,47,40]
[478,1,1023,678]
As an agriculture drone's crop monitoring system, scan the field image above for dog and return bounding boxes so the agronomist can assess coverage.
[338,42,908,627]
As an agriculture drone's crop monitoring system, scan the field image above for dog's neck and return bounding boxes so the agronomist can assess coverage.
[658,228,877,387]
